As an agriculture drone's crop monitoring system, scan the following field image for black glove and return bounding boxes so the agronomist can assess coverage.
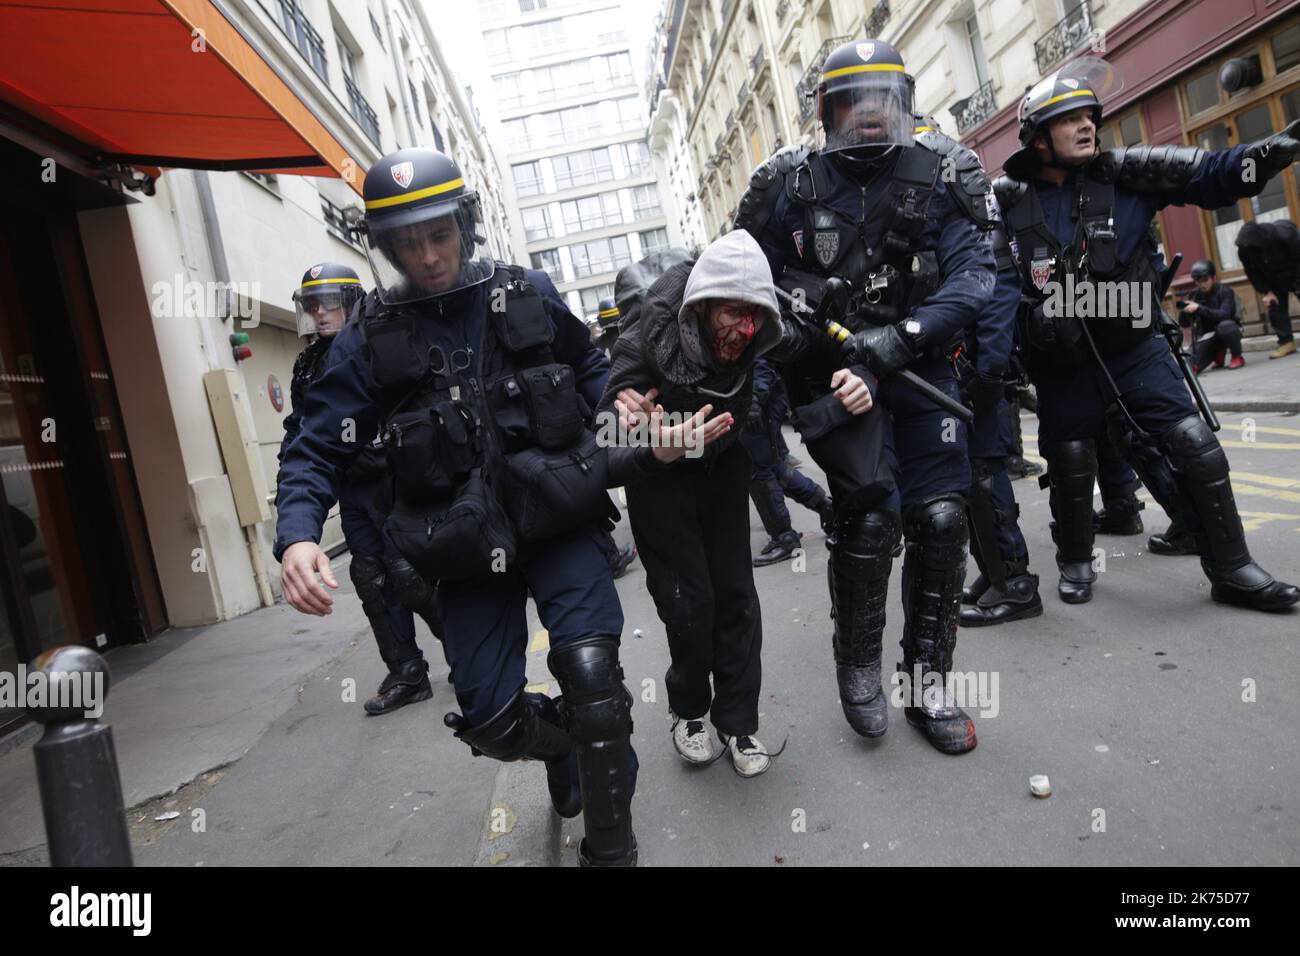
[971,371,1004,418]
[846,325,915,378]
[1244,118,1300,181]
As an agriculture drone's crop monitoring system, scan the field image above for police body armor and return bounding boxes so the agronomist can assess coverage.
[363,263,612,583]
[995,154,1188,365]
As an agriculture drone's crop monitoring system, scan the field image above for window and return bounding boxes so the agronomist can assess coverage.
[276,0,327,80]
[617,141,652,177]
[503,117,531,152]
[495,73,524,109]
[531,248,563,278]
[639,228,669,254]
[1185,68,1220,117]
[369,11,385,47]
[561,192,622,232]
[1273,24,1300,74]
[1098,110,1144,150]
[1196,123,1243,269]
[580,283,616,316]
[613,97,643,132]
[1236,105,1290,224]
[522,207,553,242]
[570,236,631,278]
[512,162,543,197]
[965,13,989,88]
[629,184,661,220]
[552,148,613,189]
[408,79,422,128]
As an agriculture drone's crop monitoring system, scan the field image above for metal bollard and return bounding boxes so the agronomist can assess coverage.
[26,645,133,866]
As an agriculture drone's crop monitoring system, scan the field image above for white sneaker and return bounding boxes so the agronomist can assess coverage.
[671,715,715,764]
[719,732,771,778]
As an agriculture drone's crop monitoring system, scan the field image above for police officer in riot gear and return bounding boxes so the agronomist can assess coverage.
[993,56,1300,611]
[275,149,729,866]
[280,264,438,714]
[737,40,998,754]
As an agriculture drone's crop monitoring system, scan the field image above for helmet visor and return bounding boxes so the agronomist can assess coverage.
[823,71,914,155]
[293,287,355,337]
[1057,54,1124,105]
[363,196,495,305]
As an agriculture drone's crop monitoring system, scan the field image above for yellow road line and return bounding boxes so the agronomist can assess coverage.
[528,629,549,653]
[526,681,550,695]
[1232,472,1300,489]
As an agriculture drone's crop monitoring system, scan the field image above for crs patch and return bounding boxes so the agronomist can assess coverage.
[390,162,415,189]
[814,230,840,267]
[1030,258,1053,290]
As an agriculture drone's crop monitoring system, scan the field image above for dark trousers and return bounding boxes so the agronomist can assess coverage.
[877,357,971,511]
[1032,334,1196,448]
[742,414,826,536]
[438,526,625,726]
[339,478,421,661]
[968,397,1029,564]
[1193,321,1244,367]
[626,441,763,736]
[1268,298,1294,344]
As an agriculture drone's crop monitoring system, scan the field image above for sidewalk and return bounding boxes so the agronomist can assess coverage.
[0,556,485,865]
[1198,336,1300,411]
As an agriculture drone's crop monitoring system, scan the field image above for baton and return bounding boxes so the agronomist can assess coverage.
[772,284,974,424]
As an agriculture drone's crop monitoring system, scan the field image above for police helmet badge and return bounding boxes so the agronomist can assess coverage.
[856,42,875,61]
[309,265,323,279]
[390,162,415,189]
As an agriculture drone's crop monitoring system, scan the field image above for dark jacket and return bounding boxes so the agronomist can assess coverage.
[1237,219,1300,296]
[1182,281,1242,334]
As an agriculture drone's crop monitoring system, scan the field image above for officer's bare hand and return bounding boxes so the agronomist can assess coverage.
[1262,292,1279,307]
[280,541,338,616]
[652,403,733,463]
[831,368,873,415]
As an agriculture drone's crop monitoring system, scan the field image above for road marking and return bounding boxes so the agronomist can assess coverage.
[1217,421,1300,438]
[526,681,550,695]
[529,629,549,653]
[1232,472,1300,489]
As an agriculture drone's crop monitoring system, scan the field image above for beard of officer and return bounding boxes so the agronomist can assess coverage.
[829,91,893,150]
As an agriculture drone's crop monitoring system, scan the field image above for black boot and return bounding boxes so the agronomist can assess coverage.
[754,530,802,567]
[1045,441,1098,604]
[962,574,988,605]
[549,637,638,866]
[1093,496,1144,535]
[1005,456,1044,480]
[1163,417,1300,611]
[960,559,1043,627]
[899,498,977,754]
[1147,521,1200,556]
[830,510,899,738]
[364,658,432,715]
[444,689,580,818]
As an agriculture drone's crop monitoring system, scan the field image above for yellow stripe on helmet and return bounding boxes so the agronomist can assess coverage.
[914,125,934,133]
[301,277,363,287]
[821,63,908,80]
[364,177,466,211]
[1030,89,1097,114]
[598,308,619,318]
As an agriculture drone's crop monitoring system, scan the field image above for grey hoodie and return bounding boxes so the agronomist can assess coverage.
[598,230,783,460]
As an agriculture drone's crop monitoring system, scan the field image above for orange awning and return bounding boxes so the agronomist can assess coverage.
[0,0,361,192]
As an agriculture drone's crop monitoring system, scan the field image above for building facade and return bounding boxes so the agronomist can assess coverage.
[479,0,676,320]
[0,0,510,732]
[648,0,1300,330]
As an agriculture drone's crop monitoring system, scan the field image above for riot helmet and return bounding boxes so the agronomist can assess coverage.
[816,39,914,160]
[358,148,494,305]
[293,262,364,337]
[1005,55,1123,177]
[1189,259,1216,280]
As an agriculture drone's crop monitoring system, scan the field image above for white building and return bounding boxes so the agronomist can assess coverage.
[0,0,511,717]
[478,0,678,320]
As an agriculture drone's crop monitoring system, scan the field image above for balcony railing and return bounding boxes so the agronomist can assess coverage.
[276,0,327,81]
[750,47,767,76]
[775,0,790,24]
[951,80,996,135]
[864,0,891,39]
[737,80,751,107]
[1034,0,1093,75]
[797,35,853,123]
[344,75,380,146]
[725,109,735,129]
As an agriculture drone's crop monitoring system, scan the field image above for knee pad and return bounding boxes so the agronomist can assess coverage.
[547,636,633,744]
[349,553,387,606]
[904,496,969,564]
[386,556,435,610]
[833,509,901,582]
[444,689,569,764]
[1161,415,1229,483]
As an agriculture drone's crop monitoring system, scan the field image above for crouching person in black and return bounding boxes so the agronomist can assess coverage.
[599,231,854,776]
[274,149,729,867]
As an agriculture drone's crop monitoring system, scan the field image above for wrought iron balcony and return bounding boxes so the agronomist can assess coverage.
[864,0,891,39]
[1034,0,1093,75]
[797,34,852,123]
[738,80,751,106]
[951,80,996,135]
[715,133,724,154]
[775,0,790,24]
[726,109,735,129]
[345,75,381,147]
[276,0,327,81]
[750,46,767,77]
